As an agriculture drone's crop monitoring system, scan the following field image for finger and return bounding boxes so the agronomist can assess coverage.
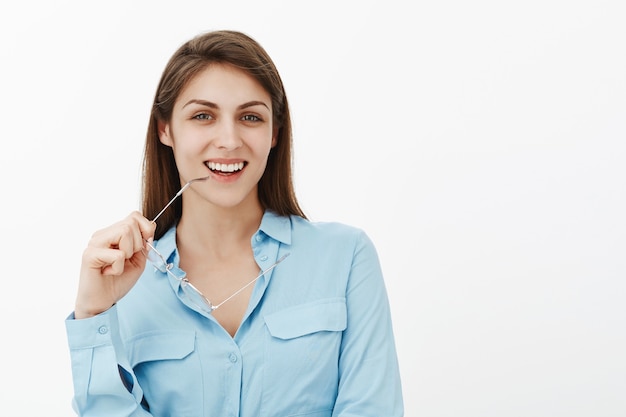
[89,215,145,258]
[127,247,149,270]
[129,211,156,242]
[88,220,131,249]
[112,223,134,260]
[83,246,127,276]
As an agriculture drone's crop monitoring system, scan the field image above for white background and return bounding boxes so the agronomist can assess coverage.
[1,1,625,416]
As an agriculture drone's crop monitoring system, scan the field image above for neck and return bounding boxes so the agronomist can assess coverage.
[176,199,264,260]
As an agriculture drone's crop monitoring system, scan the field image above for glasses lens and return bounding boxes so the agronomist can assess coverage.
[181,281,214,313]
[146,246,169,273]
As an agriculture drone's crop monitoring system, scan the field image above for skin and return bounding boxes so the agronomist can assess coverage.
[76,63,277,337]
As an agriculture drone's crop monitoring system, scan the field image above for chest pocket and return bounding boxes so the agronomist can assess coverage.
[125,330,202,415]
[262,298,346,416]
[264,297,347,339]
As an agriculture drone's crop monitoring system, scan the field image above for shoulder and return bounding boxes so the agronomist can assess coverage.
[291,214,362,234]
[262,211,378,255]
[289,215,374,249]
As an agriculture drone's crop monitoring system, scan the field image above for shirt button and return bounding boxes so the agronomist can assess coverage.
[255,234,263,242]
[259,255,268,261]
[229,353,238,363]
[98,326,108,335]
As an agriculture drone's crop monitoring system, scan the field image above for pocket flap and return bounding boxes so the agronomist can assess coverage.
[127,330,196,366]
[264,298,347,340]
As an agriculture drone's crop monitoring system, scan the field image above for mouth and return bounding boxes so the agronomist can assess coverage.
[205,161,247,176]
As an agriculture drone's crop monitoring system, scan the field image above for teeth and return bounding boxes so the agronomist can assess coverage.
[207,161,245,173]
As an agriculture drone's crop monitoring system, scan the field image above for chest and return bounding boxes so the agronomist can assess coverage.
[182,256,261,336]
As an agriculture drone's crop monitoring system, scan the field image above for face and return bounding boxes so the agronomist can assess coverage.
[159,63,277,211]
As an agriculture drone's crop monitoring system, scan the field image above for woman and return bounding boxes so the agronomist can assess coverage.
[66,30,403,416]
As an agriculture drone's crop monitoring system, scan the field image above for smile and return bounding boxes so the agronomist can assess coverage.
[205,161,246,173]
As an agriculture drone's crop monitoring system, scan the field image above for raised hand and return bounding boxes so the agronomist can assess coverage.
[74,211,156,319]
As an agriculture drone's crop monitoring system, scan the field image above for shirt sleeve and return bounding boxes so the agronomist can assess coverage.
[65,306,153,416]
[332,230,404,417]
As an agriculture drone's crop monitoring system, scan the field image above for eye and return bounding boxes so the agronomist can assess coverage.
[193,113,214,121]
[241,114,262,122]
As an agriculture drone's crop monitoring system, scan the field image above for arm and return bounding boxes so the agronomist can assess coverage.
[67,212,156,416]
[332,231,404,417]
[66,306,153,417]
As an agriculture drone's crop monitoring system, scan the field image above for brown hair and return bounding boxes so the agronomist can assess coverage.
[142,30,306,239]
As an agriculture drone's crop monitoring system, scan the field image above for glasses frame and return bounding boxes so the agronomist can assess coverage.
[143,175,289,314]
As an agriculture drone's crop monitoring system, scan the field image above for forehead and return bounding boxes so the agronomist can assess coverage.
[176,63,271,108]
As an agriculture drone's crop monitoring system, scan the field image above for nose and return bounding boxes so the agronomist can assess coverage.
[212,120,243,151]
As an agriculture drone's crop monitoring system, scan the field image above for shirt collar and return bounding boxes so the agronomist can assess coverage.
[258,210,292,245]
[153,210,292,261]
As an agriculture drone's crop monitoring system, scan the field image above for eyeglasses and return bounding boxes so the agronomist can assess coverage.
[144,175,289,314]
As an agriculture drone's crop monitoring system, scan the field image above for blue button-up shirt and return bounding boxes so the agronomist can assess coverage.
[66,211,404,416]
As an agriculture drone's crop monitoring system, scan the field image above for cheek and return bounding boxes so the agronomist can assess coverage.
[169,127,205,154]
[244,129,274,156]
[258,138,276,159]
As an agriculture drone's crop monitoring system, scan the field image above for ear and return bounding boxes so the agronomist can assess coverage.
[158,120,173,147]
[271,127,278,148]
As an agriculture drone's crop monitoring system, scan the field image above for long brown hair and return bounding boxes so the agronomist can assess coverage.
[142,30,306,239]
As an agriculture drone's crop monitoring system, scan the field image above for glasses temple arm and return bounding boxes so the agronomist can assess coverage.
[150,183,191,223]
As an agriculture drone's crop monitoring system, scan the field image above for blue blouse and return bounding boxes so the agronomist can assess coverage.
[66,211,404,416]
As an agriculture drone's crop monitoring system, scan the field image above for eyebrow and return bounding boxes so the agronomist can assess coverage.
[182,99,270,110]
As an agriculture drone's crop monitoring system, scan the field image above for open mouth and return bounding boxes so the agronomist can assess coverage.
[205,161,246,175]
